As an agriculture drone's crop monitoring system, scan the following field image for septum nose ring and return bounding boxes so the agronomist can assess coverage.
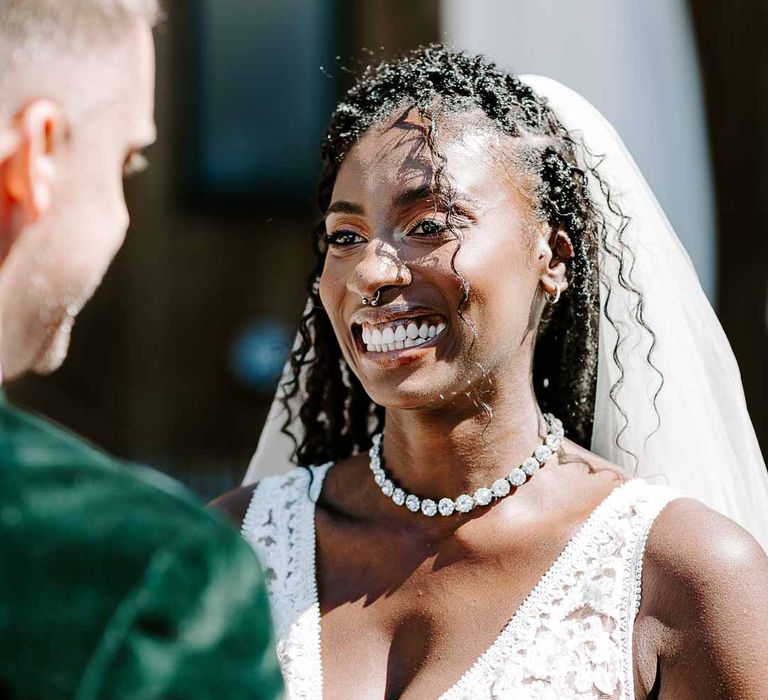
[361,289,381,307]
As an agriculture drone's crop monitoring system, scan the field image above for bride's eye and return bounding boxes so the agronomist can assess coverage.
[323,229,365,247]
[408,219,448,238]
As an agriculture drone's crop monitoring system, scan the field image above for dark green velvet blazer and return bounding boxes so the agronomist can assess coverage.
[0,398,283,700]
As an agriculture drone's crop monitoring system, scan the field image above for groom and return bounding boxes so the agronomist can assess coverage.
[0,2,281,698]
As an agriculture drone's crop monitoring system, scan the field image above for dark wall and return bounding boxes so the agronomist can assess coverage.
[688,0,768,450]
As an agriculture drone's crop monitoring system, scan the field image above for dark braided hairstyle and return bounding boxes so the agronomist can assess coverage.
[279,44,658,468]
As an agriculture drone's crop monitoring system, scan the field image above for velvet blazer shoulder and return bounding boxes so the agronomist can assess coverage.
[0,398,283,700]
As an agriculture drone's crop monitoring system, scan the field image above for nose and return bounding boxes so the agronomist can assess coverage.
[347,239,412,303]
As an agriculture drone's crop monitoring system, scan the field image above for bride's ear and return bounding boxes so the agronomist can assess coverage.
[537,225,574,297]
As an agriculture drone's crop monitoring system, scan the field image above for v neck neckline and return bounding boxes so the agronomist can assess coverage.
[304,466,638,700]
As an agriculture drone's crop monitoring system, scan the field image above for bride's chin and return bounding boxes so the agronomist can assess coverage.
[353,356,475,411]
[366,379,474,412]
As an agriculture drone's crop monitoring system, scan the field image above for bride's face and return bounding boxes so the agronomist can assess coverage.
[319,108,568,410]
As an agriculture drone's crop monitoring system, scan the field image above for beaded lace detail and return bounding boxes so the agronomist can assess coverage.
[242,467,676,700]
[242,463,332,699]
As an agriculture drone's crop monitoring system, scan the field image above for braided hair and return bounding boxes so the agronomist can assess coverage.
[279,44,657,467]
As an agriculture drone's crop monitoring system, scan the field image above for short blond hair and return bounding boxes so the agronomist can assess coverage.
[0,1,160,120]
[0,0,160,68]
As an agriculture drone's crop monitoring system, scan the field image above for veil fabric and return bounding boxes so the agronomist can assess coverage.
[244,75,768,551]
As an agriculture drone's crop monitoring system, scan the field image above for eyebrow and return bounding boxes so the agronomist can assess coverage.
[326,200,365,216]
[393,184,479,214]
[391,184,435,211]
[325,186,478,219]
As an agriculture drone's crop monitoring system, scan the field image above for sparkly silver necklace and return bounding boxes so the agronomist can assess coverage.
[369,413,564,517]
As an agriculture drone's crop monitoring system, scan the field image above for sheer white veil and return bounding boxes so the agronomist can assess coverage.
[244,75,768,551]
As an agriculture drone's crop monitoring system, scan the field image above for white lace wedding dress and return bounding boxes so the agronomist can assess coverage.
[242,464,677,699]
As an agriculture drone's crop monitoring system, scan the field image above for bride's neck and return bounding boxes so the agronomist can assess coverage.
[380,381,545,498]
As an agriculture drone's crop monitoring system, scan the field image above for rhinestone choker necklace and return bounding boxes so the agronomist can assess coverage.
[369,413,564,517]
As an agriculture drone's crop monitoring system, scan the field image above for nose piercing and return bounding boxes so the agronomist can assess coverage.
[361,289,381,306]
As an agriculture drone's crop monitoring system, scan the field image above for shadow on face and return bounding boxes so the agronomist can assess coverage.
[318,106,565,414]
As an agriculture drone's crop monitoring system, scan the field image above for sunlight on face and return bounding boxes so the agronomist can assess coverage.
[319,108,548,412]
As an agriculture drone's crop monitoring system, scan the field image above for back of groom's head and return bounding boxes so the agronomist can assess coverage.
[0,1,161,69]
[0,0,159,382]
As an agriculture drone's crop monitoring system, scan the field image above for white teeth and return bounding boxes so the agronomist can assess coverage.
[363,320,447,353]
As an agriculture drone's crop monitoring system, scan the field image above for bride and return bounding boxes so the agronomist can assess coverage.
[214,45,768,698]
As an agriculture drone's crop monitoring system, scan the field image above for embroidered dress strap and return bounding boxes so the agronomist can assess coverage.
[622,480,677,695]
[441,478,678,700]
[242,463,331,700]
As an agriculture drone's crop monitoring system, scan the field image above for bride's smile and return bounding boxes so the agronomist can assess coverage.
[354,310,448,355]
[320,107,571,411]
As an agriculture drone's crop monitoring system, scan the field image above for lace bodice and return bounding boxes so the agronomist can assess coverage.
[242,465,677,699]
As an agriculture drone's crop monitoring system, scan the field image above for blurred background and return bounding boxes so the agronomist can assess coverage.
[7,0,767,499]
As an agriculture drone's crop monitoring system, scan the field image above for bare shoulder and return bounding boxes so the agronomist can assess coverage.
[641,497,768,698]
[208,483,260,527]
[644,497,767,599]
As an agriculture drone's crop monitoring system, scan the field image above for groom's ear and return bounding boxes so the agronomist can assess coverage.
[0,99,64,241]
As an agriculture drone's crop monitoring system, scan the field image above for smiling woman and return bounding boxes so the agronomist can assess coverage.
[319,103,579,419]
[280,90,605,468]
[213,45,768,699]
